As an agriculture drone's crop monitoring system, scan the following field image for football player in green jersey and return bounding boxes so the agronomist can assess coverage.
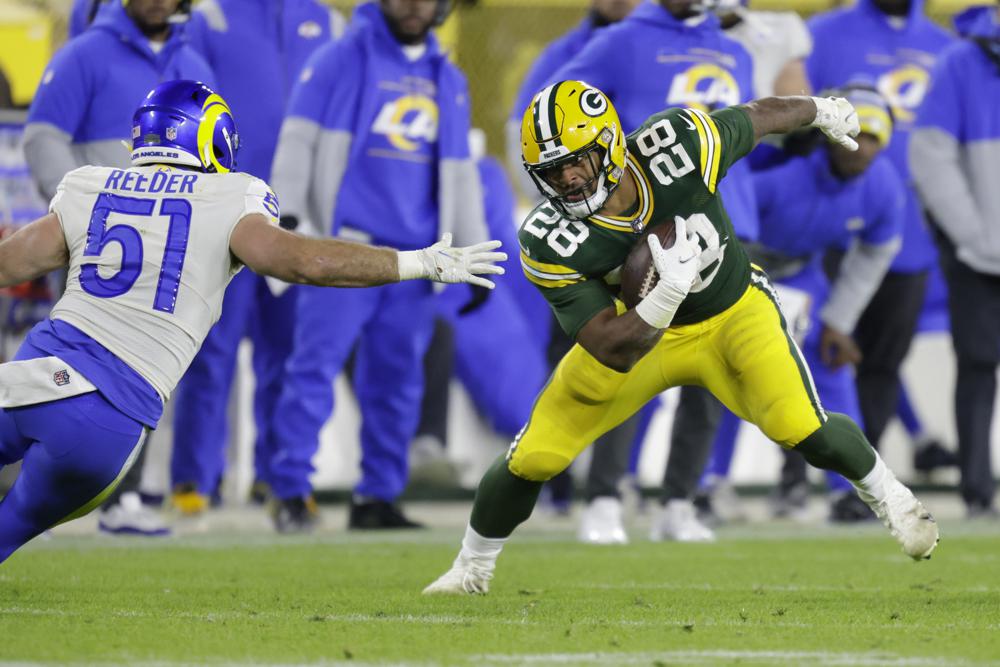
[424,81,938,595]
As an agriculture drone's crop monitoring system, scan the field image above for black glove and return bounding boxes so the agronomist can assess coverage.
[458,284,491,316]
[279,215,299,231]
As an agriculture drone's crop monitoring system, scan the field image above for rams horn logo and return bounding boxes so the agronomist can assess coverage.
[580,89,608,117]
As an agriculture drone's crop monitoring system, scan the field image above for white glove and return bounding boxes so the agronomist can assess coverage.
[397,233,506,289]
[634,215,704,329]
[809,96,861,151]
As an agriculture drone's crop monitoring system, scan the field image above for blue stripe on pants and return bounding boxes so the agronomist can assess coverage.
[0,391,146,563]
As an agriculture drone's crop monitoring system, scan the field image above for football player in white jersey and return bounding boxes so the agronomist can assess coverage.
[0,80,505,563]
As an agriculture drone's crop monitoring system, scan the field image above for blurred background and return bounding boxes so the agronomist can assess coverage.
[0,0,992,531]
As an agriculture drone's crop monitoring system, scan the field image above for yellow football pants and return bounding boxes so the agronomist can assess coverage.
[508,270,826,482]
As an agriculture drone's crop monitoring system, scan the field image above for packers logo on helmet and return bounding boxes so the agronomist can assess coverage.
[521,81,627,219]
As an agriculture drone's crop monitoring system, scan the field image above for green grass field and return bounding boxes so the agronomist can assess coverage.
[2,508,999,666]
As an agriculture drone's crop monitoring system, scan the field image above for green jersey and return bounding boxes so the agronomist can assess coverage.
[518,105,757,339]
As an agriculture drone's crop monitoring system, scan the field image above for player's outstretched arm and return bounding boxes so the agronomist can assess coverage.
[230,214,506,289]
[0,213,69,288]
[742,95,860,150]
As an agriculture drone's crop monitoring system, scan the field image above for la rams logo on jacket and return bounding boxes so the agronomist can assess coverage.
[666,63,741,112]
[371,95,439,152]
[877,64,931,125]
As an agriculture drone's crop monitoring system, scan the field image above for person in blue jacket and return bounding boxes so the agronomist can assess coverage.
[166,0,345,521]
[806,0,953,519]
[695,87,905,523]
[505,0,641,200]
[26,0,212,202]
[70,0,196,38]
[266,0,488,531]
[911,5,1000,517]
[546,0,757,544]
[435,131,549,441]
[68,0,104,37]
[23,0,212,536]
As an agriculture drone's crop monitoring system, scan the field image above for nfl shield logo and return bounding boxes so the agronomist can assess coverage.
[53,370,71,386]
[166,126,178,141]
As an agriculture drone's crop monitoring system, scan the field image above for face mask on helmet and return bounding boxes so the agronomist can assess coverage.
[527,142,614,219]
[521,82,626,220]
[130,79,239,173]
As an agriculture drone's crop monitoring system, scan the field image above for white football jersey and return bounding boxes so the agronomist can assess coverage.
[48,164,280,400]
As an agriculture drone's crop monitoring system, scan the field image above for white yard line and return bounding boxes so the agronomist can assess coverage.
[575,581,1000,594]
[1,605,997,633]
[475,650,975,666]
[0,652,979,667]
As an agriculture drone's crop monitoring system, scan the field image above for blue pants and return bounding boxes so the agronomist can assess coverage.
[171,271,297,494]
[267,280,435,501]
[0,391,146,563]
[439,284,548,438]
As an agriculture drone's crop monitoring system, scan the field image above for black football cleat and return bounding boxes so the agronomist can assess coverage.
[271,495,320,534]
[348,499,425,530]
[913,439,958,473]
[829,491,876,523]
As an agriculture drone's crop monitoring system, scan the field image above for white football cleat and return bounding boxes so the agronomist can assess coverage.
[703,476,748,523]
[856,476,939,560]
[578,496,629,545]
[649,499,716,543]
[97,492,171,537]
[422,551,495,595]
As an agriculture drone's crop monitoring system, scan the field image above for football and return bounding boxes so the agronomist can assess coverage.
[620,220,677,309]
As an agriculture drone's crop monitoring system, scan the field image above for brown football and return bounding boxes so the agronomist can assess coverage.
[620,221,677,309]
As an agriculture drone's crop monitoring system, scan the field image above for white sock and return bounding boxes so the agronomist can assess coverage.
[460,524,506,562]
[852,451,891,503]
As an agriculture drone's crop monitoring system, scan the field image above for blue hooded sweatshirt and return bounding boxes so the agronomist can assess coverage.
[505,15,610,196]
[807,0,953,273]
[910,6,1000,276]
[185,0,344,181]
[68,0,96,37]
[25,1,213,199]
[952,4,999,38]
[755,148,904,335]
[272,1,486,249]
[549,1,759,241]
[757,150,904,259]
[510,16,603,125]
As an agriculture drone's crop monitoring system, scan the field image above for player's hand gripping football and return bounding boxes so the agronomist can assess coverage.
[399,233,506,289]
[809,96,861,151]
[634,215,704,330]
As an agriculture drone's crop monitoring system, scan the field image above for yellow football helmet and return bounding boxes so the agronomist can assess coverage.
[521,81,627,219]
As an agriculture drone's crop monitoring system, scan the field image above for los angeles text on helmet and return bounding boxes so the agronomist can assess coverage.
[103,167,198,195]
